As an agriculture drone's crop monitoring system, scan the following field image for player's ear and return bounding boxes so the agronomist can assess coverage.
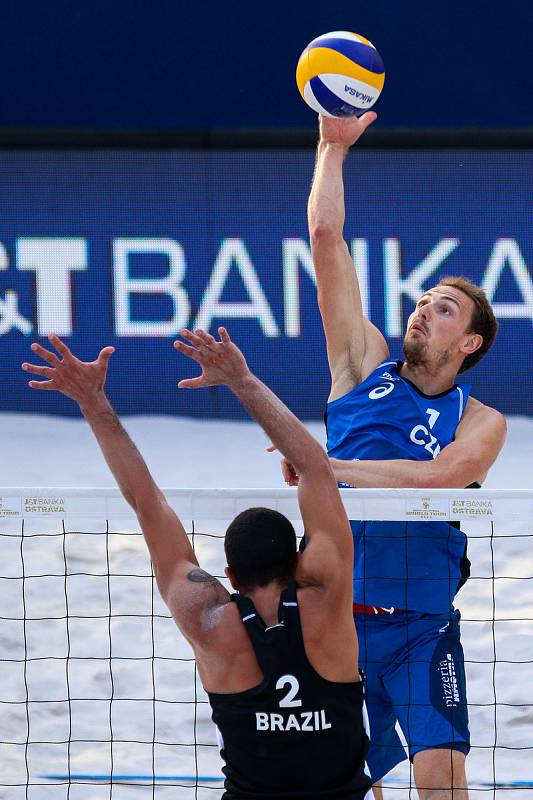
[461,332,483,356]
[225,566,239,591]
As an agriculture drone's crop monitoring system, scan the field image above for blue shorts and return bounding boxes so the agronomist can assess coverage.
[356,609,470,783]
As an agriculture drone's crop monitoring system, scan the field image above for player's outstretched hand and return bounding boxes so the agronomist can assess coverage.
[319,111,376,149]
[174,327,251,389]
[22,334,115,406]
[280,456,299,487]
[266,444,300,486]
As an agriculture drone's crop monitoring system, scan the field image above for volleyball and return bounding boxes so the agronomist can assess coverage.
[296,31,385,117]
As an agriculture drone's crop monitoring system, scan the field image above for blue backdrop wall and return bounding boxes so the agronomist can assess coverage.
[0,148,531,418]
[1,0,532,129]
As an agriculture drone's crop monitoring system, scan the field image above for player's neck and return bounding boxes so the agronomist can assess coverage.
[399,360,458,396]
[244,581,289,628]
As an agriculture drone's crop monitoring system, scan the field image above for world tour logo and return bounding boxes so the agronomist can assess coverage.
[0,496,21,517]
[404,496,448,520]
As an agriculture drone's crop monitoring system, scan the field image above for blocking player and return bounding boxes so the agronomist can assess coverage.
[297,113,506,799]
[22,330,372,800]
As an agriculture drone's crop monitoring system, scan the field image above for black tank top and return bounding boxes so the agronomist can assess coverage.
[208,582,371,799]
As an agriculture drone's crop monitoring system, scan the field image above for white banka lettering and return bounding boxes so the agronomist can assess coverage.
[113,238,190,336]
[283,238,315,337]
[2,236,532,338]
[0,242,32,335]
[255,709,332,732]
[482,238,533,324]
[195,238,279,336]
[384,238,460,337]
[283,238,369,336]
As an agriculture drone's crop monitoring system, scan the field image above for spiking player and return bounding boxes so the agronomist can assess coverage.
[284,113,506,799]
[22,330,372,800]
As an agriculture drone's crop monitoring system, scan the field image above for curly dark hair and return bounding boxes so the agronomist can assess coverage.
[225,507,297,590]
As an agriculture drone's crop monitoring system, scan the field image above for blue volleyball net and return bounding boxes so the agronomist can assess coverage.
[1,487,532,798]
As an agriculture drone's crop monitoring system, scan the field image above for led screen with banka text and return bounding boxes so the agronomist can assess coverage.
[0,149,531,418]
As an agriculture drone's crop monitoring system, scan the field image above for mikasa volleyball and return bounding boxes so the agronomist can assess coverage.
[296,31,385,117]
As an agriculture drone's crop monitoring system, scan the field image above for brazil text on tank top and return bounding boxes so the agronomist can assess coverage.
[208,582,371,800]
[326,360,472,614]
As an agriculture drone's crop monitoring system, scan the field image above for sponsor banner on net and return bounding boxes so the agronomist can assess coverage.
[0,493,129,520]
[403,495,449,521]
[23,496,67,516]
[403,494,497,521]
[449,497,494,519]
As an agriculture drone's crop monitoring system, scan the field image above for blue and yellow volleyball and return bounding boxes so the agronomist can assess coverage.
[296,31,385,117]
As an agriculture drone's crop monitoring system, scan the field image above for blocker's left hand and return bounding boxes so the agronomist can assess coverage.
[22,334,114,404]
[266,444,300,486]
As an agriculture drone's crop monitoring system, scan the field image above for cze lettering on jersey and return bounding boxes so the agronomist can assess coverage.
[256,709,332,732]
[409,407,442,458]
[409,425,441,457]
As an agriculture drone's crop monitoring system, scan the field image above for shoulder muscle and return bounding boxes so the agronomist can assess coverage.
[165,564,232,642]
[458,397,507,441]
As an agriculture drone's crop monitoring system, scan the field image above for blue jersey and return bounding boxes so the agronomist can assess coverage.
[326,360,471,614]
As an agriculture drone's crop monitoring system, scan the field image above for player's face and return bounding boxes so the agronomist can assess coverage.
[403,286,475,369]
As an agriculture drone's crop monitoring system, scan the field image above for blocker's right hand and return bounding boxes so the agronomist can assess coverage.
[319,111,376,148]
[174,327,251,389]
[21,334,115,405]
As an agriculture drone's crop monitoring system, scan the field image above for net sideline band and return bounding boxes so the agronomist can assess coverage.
[22,328,372,800]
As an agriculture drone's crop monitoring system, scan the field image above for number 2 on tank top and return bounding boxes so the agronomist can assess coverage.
[276,674,302,707]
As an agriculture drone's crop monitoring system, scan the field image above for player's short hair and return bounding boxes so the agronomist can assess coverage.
[225,507,297,590]
[438,276,498,373]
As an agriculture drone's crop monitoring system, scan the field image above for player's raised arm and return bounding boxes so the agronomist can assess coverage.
[21,335,229,635]
[309,114,388,400]
[175,327,354,595]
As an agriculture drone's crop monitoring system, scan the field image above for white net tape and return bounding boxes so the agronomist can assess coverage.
[1,486,532,523]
